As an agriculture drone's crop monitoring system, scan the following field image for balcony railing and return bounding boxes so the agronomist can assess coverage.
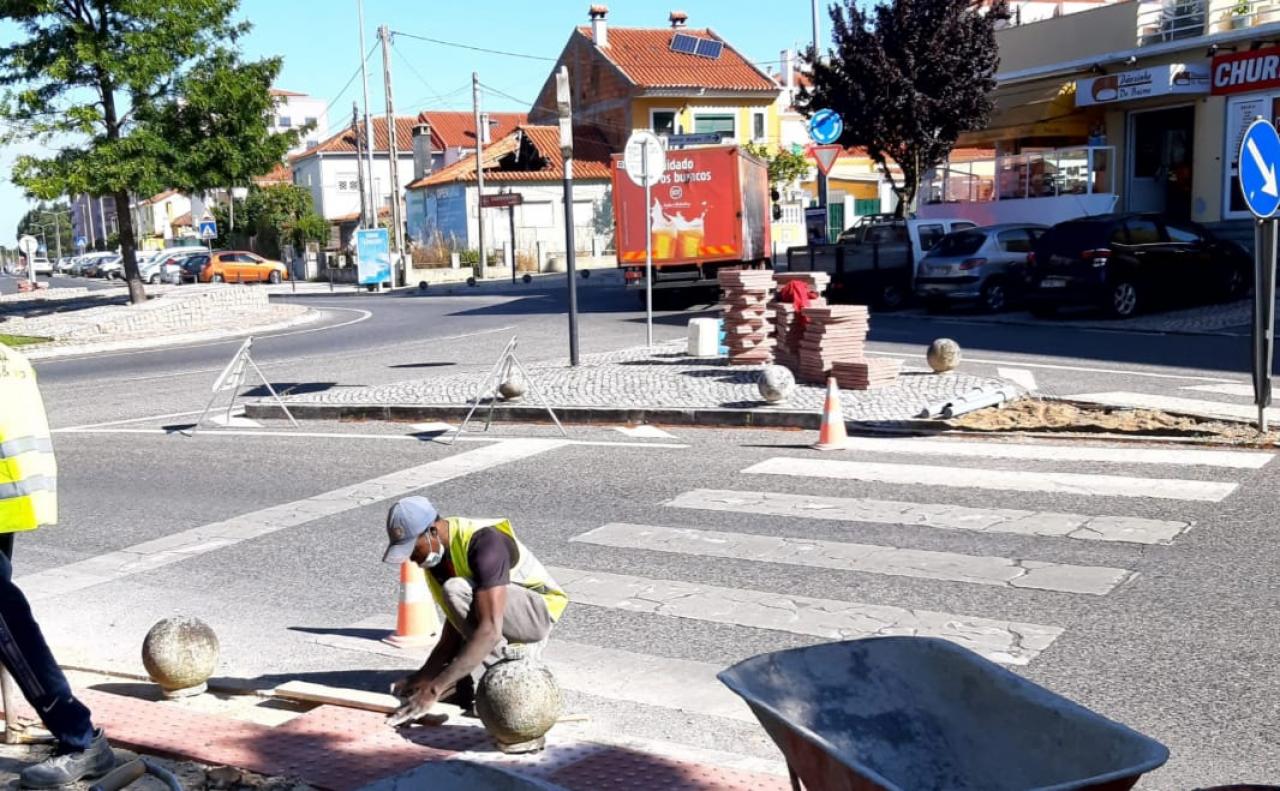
[922,146,1116,205]
[1137,0,1280,44]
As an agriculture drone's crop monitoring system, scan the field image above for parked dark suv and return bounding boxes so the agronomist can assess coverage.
[1026,213,1250,318]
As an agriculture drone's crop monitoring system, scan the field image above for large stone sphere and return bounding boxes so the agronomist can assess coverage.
[927,338,962,373]
[498,369,527,401]
[476,649,562,753]
[142,617,219,698]
[758,365,796,403]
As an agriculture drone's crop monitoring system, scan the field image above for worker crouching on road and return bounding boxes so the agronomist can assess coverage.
[381,496,568,726]
[0,343,116,788]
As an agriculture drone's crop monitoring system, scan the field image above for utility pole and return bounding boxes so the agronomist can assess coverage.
[353,102,369,232]
[357,0,377,229]
[84,195,95,249]
[49,209,63,263]
[379,24,405,288]
[556,65,580,367]
[97,196,107,246]
[472,72,487,280]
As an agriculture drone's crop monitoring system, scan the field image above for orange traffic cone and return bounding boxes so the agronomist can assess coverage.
[384,560,439,648]
[812,377,848,451]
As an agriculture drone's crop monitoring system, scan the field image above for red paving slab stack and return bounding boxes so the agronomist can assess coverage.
[718,269,777,366]
[832,358,903,389]
[771,272,830,370]
[5,687,790,791]
[796,305,871,384]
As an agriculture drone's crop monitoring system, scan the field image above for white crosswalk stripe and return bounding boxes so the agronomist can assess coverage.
[666,488,1190,544]
[571,523,1133,595]
[1181,383,1255,398]
[550,566,1063,666]
[1068,390,1280,423]
[743,457,1238,502]
[834,435,1271,469]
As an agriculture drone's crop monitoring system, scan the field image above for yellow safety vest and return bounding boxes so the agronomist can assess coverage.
[426,517,568,623]
[0,343,57,533]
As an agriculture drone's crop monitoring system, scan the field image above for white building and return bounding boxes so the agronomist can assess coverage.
[270,89,328,154]
[289,116,419,225]
[133,190,194,248]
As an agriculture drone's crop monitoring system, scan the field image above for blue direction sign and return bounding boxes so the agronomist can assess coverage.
[74,236,87,249]
[808,109,844,145]
[198,217,218,240]
[1240,118,1280,218]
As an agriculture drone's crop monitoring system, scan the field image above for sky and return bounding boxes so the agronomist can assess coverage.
[0,1,818,247]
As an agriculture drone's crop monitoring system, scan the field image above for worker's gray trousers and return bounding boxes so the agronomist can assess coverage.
[439,578,554,668]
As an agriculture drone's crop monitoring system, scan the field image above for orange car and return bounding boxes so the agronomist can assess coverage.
[199,250,289,283]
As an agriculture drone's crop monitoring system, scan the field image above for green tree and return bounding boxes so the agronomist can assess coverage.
[242,184,327,259]
[743,142,811,190]
[799,0,1007,216]
[16,201,73,258]
[0,1,300,304]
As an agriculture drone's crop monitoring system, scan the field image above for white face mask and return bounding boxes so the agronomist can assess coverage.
[420,534,445,568]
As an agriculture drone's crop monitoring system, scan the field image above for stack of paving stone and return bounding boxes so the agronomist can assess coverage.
[771,273,830,370]
[717,269,777,366]
[831,357,902,389]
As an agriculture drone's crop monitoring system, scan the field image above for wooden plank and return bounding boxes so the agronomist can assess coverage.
[270,680,460,723]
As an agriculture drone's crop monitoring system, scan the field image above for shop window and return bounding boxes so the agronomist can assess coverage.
[694,113,736,138]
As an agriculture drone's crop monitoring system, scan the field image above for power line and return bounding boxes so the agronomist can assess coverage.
[392,30,557,62]
[323,43,380,117]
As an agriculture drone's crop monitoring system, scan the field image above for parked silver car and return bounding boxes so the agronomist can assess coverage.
[914,223,1047,313]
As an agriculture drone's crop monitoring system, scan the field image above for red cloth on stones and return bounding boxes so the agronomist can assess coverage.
[776,279,818,352]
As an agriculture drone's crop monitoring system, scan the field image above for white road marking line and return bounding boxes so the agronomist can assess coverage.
[309,616,755,724]
[1181,383,1256,397]
[667,489,1190,545]
[997,367,1038,392]
[836,435,1271,469]
[411,422,455,434]
[868,351,1238,383]
[17,439,565,601]
[1068,391,1279,423]
[549,566,1063,666]
[206,414,262,428]
[571,523,1132,595]
[54,409,213,432]
[744,457,1237,502]
[614,425,678,439]
[49,426,689,449]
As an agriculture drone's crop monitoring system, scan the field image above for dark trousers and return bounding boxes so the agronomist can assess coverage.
[0,533,95,750]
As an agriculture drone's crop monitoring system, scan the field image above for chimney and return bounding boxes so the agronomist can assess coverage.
[781,49,795,90]
[589,5,608,47]
[669,10,688,28]
[412,122,432,180]
[480,112,492,145]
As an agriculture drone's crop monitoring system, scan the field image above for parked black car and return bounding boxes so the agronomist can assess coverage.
[1026,213,1250,318]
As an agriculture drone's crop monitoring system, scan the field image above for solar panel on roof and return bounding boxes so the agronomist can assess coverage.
[694,38,724,59]
[670,33,699,54]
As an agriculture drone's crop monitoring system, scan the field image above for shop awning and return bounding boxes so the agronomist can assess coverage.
[958,81,1096,147]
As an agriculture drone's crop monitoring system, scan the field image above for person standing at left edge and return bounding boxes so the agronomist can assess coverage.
[0,342,116,788]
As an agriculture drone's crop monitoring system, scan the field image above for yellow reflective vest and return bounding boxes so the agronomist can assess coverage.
[426,517,568,623]
[0,343,56,533]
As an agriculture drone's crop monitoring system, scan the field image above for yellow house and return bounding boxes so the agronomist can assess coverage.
[530,6,783,153]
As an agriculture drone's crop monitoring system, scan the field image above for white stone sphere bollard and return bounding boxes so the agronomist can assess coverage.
[927,338,962,373]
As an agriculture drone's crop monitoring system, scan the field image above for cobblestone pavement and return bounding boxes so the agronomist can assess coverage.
[901,297,1257,336]
[274,340,1015,422]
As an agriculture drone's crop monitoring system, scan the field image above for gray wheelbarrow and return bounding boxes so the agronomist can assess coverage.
[718,637,1168,791]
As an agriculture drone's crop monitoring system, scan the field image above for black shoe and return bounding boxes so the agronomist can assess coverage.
[20,729,116,789]
[438,675,475,710]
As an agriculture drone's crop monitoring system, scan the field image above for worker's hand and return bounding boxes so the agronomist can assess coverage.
[387,682,444,728]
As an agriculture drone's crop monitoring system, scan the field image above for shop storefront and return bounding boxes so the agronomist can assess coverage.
[1212,46,1280,221]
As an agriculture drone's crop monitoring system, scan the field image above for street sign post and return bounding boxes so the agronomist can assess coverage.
[17,235,38,284]
[1239,117,1280,431]
[479,193,524,209]
[624,130,667,349]
[74,236,87,251]
[666,132,721,148]
[807,109,844,145]
[811,145,843,176]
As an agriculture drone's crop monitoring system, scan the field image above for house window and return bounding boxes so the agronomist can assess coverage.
[694,113,736,139]
[304,116,317,129]
[278,116,292,128]
[752,111,767,143]
[336,172,358,192]
[651,110,677,136]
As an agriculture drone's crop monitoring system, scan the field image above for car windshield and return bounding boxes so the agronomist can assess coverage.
[926,230,987,258]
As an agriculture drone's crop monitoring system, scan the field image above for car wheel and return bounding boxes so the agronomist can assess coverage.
[269,270,281,284]
[878,284,907,311]
[1106,279,1140,318]
[980,279,1008,313]
[148,273,159,284]
[211,274,224,283]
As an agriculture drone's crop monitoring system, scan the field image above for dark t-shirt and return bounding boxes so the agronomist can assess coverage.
[430,526,518,590]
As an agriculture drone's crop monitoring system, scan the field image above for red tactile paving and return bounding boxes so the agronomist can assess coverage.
[549,747,793,791]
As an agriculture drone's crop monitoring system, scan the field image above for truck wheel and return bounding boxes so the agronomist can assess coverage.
[878,284,907,311]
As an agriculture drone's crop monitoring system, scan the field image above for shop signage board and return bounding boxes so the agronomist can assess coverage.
[1212,46,1280,95]
[1076,63,1209,106]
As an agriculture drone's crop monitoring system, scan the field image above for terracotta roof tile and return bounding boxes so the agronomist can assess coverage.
[408,125,613,188]
[579,27,777,92]
[171,211,192,227]
[270,88,306,97]
[253,162,293,186]
[140,189,180,206]
[330,207,392,224]
[417,111,528,151]
[289,116,420,161]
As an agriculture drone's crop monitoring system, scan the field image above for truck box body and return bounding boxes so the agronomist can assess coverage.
[612,145,770,284]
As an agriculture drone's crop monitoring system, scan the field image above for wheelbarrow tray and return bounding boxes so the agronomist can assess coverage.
[718,637,1168,791]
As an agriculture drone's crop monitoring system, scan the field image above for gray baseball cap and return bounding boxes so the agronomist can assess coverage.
[382,496,438,564]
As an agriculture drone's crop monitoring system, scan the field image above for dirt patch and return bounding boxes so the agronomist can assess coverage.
[952,398,1278,445]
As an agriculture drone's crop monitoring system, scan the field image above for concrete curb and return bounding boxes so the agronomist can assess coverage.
[22,307,322,360]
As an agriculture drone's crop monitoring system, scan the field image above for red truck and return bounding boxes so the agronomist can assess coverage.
[611,145,771,305]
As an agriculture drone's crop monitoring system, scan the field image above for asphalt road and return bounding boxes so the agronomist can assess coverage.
[10,276,1280,787]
